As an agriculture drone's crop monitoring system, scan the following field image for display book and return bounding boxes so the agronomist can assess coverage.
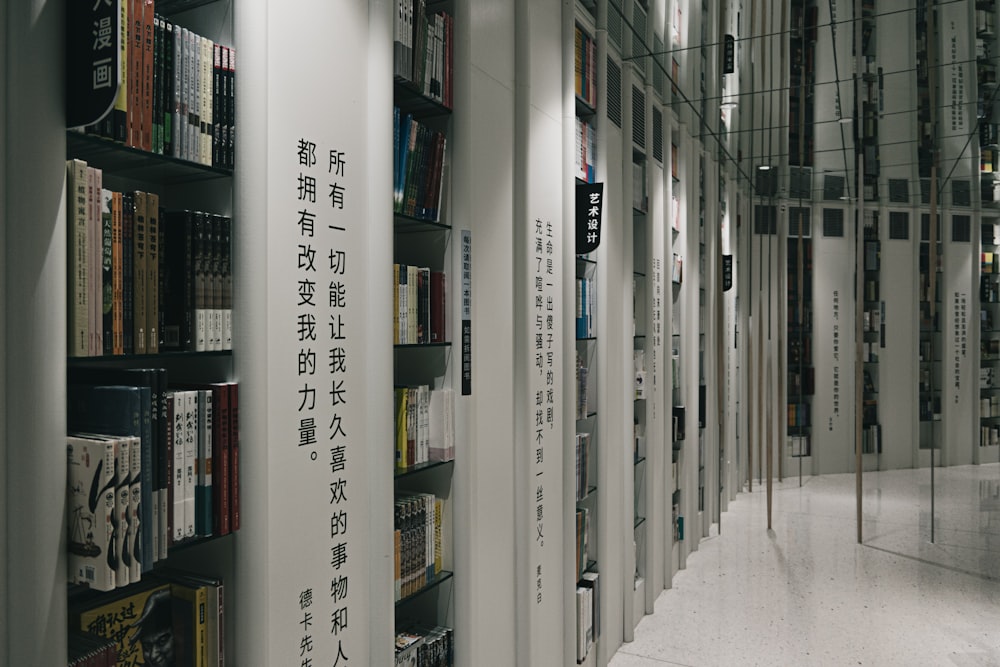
[861,218,881,455]
[77,0,236,169]
[69,567,225,667]
[66,160,234,357]
[393,8,456,664]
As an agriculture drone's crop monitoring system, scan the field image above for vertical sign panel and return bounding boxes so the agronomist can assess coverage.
[266,2,369,664]
[462,230,473,396]
[522,107,564,666]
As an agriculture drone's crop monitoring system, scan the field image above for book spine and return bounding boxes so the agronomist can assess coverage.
[127,436,143,583]
[101,189,114,355]
[115,437,131,587]
[212,43,221,168]
[113,0,129,143]
[141,0,154,152]
[196,388,214,537]
[112,192,124,355]
[213,384,230,536]
[209,214,222,351]
[230,381,240,531]
[172,391,185,544]
[129,0,142,147]
[152,15,162,154]
[146,192,159,353]
[184,390,197,539]
[87,167,99,356]
[133,190,148,354]
[202,36,213,166]
[165,392,175,549]
[155,368,169,562]
[221,216,233,350]
[173,23,183,158]
[163,20,174,157]
[67,160,89,357]
[194,211,208,351]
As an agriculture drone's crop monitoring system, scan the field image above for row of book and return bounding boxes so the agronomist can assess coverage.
[394,625,455,667]
[68,371,239,592]
[574,24,597,108]
[575,507,591,579]
[862,397,878,425]
[919,339,937,362]
[788,367,815,397]
[576,352,590,419]
[575,572,600,663]
[920,395,942,421]
[393,264,447,345]
[394,385,456,471]
[576,277,595,339]
[67,160,234,356]
[393,1,454,109]
[394,109,448,222]
[863,308,882,333]
[919,366,938,392]
[672,502,683,542]
[981,395,1000,417]
[788,338,812,365]
[634,349,647,400]
[672,252,683,284]
[981,424,1000,447]
[983,367,997,389]
[394,492,443,602]
[982,276,1000,303]
[864,277,879,303]
[574,118,597,183]
[787,402,810,428]
[575,432,592,501]
[83,2,236,169]
[863,341,880,363]
[71,571,225,667]
[861,424,882,454]
[67,631,117,667]
[984,251,999,274]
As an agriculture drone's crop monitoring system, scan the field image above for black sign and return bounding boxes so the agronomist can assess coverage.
[67,0,121,129]
[722,254,733,291]
[576,182,605,255]
[462,320,472,395]
[723,35,735,74]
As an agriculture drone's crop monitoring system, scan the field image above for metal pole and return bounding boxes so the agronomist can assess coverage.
[854,0,865,545]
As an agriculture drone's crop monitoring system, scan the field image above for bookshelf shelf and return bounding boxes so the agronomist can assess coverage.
[394,214,452,233]
[394,342,453,350]
[578,485,599,502]
[393,79,452,117]
[576,255,598,265]
[633,455,646,466]
[394,458,455,479]
[155,0,224,12]
[394,570,455,607]
[575,96,597,119]
[68,350,233,364]
[634,517,646,530]
[577,336,598,342]
[66,131,233,184]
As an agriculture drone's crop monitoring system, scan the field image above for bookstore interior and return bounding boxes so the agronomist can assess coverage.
[3,0,1000,664]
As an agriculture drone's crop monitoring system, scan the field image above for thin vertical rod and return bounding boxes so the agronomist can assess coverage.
[926,0,939,545]
[854,0,865,545]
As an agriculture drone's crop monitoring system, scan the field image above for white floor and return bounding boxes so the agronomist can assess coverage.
[611,464,1000,667]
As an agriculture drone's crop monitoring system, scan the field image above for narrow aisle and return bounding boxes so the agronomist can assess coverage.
[611,466,1000,667]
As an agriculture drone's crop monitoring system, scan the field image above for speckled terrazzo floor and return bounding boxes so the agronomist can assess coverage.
[611,464,1000,667]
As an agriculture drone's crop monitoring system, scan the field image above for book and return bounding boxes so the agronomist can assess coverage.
[67,435,117,591]
[162,574,207,667]
[141,0,154,152]
[67,159,89,357]
[101,188,115,355]
[157,569,224,667]
[112,191,124,354]
[195,388,213,537]
[229,381,240,531]
[75,582,173,665]
[123,191,135,353]
[67,383,154,574]
[133,190,148,354]
[147,192,160,353]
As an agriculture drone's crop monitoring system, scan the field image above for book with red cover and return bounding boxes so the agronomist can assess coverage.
[229,382,239,531]
[129,0,143,147]
[141,0,155,152]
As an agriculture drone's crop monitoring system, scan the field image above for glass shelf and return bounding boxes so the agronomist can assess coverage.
[634,516,646,530]
[66,131,232,184]
[393,80,452,117]
[394,342,452,350]
[394,458,454,479]
[395,570,454,607]
[68,349,233,364]
[394,214,451,233]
